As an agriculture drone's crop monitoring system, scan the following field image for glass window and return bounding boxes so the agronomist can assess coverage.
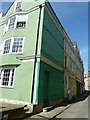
[15,2,22,12]
[0,68,15,87]
[3,39,11,54]
[8,16,16,30]
[16,21,26,28]
[3,37,24,54]
[12,38,23,53]
[16,15,27,28]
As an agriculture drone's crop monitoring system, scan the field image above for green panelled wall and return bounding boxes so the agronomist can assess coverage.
[41,9,64,68]
[37,6,64,104]
[38,61,64,104]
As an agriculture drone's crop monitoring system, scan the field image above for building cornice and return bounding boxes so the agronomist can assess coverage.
[17,55,64,71]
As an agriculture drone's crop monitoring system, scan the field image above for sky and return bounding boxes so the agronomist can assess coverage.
[0,1,88,74]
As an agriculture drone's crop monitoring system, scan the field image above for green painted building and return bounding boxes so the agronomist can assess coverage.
[0,0,65,111]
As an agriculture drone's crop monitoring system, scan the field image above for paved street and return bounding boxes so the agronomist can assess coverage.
[56,96,89,119]
[24,93,90,119]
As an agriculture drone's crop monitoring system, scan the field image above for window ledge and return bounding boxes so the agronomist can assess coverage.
[0,86,14,89]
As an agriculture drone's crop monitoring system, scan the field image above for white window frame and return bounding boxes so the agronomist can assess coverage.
[12,37,25,54]
[8,16,16,30]
[0,43,3,55]
[2,37,24,55]
[14,1,22,12]
[0,67,16,88]
[2,38,12,55]
[16,14,28,28]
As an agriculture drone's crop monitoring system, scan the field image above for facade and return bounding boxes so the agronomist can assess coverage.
[85,64,90,91]
[84,74,90,91]
[0,0,84,112]
[73,42,84,95]
[64,38,84,99]
[0,0,64,111]
[64,35,77,98]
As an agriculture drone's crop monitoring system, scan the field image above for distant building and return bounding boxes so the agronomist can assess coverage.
[84,74,90,91]
[64,40,84,98]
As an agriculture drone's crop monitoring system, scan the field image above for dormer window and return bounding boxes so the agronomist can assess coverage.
[16,15,27,28]
[15,2,22,12]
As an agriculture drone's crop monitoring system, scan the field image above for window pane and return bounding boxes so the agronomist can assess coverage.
[8,16,16,30]
[1,68,15,87]
[2,69,10,86]
[15,2,22,12]
[17,22,26,28]
[3,39,11,54]
[10,69,15,86]
[12,38,23,53]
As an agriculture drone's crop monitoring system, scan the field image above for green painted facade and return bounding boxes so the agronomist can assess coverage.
[0,1,64,105]
[39,62,64,104]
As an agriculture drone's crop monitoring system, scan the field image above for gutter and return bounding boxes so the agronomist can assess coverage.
[31,5,42,103]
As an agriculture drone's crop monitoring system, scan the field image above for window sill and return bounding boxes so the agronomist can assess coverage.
[1,53,23,55]
[0,86,14,89]
[3,27,26,36]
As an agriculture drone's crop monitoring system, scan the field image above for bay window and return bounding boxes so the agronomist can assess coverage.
[3,37,24,54]
[3,14,27,34]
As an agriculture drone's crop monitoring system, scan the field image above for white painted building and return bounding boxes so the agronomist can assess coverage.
[84,74,90,91]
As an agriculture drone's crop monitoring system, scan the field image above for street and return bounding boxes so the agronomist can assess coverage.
[56,96,88,119]
[24,93,89,119]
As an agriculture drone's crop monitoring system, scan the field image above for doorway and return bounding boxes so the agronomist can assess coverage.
[43,71,50,106]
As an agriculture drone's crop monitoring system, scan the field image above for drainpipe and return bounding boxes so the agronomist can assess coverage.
[31,5,42,103]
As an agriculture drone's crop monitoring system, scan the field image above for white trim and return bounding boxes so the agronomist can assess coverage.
[10,37,14,53]
[2,38,11,55]
[12,37,25,54]
[14,15,18,29]
[41,55,64,71]
[20,55,64,71]
[12,68,16,88]
[22,57,40,62]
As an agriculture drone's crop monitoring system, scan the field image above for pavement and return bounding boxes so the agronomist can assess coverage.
[0,92,89,119]
[0,102,25,119]
[56,96,89,118]
[23,91,90,120]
